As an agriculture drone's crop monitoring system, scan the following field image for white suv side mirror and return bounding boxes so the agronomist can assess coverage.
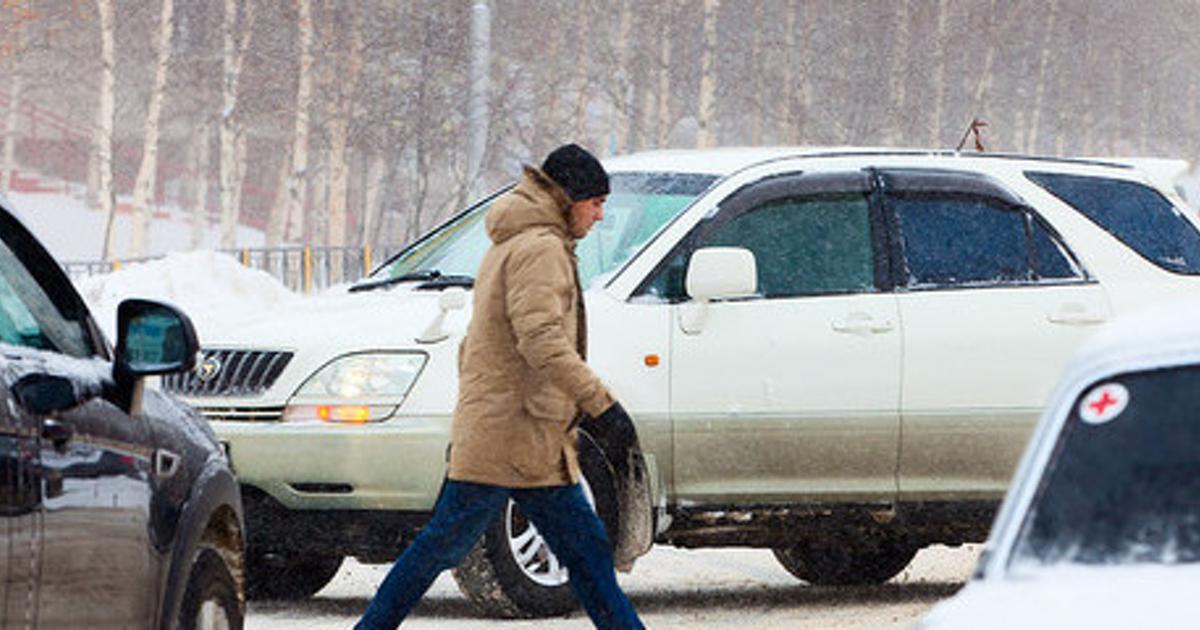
[680,247,757,335]
[686,247,758,301]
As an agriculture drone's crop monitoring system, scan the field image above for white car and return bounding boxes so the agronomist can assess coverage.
[169,147,1200,617]
[916,299,1200,629]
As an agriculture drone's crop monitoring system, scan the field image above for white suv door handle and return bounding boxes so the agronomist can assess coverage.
[1047,303,1107,326]
[832,313,894,336]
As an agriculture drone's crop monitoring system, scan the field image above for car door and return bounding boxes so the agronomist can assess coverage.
[0,211,159,627]
[880,169,1110,501]
[641,171,902,505]
[0,361,40,627]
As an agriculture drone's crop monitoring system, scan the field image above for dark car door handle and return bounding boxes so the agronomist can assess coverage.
[42,419,73,450]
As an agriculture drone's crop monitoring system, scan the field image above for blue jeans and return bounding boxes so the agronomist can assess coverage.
[356,480,644,630]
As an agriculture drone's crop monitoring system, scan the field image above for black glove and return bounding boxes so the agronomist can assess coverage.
[580,401,642,479]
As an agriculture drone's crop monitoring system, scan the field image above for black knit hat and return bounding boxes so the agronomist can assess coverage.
[541,143,610,201]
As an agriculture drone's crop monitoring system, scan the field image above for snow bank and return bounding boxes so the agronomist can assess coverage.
[75,250,301,342]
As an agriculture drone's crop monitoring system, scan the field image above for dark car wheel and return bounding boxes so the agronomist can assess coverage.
[452,438,618,618]
[245,549,343,600]
[773,534,918,586]
[178,545,244,630]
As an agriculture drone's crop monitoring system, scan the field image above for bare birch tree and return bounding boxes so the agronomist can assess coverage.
[269,0,315,246]
[2,52,21,193]
[928,0,951,149]
[128,0,176,257]
[1026,0,1057,153]
[695,0,719,148]
[218,0,256,249]
[96,0,118,260]
[318,0,363,281]
[189,120,212,250]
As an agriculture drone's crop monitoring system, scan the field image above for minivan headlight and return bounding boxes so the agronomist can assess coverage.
[282,353,427,423]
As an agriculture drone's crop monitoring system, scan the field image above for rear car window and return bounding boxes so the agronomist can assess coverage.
[1012,365,1200,568]
[1027,171,1200,275]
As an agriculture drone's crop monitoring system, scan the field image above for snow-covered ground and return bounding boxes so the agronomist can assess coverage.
[8,186,292,340]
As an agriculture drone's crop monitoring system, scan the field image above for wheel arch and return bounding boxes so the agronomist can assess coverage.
[157,458,245,630]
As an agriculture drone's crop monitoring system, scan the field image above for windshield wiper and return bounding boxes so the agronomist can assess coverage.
[416,275,474,290]
[349,270,444,293]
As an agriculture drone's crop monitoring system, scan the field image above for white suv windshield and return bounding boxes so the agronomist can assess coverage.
[362,172,717,290]
[1012,365,1200,568]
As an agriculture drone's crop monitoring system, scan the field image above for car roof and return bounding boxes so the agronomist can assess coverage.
[601,146,1178,182]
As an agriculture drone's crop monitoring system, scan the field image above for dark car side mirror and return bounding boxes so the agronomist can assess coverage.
[114,299,199,414]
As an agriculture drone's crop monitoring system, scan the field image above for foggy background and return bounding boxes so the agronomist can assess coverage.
[2,0,1198,261]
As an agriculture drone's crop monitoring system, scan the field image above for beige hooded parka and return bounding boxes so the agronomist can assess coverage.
[447,167,614,488]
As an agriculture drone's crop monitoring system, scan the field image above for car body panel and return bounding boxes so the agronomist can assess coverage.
[669,293,901,504]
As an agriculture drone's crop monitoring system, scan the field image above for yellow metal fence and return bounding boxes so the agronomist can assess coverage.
[62,245,402,294]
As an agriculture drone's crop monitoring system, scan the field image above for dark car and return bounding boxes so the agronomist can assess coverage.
[0,203,245,629]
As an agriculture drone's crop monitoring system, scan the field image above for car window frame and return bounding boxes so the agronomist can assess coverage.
[1025,170,1200,276]
[877,168,1092,293]
[632,170,892,302]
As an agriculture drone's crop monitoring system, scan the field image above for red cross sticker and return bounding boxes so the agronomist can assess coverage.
[1079,383,1129,425]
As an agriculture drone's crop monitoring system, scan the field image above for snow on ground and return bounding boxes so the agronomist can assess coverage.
[7,184,287,341]
[73,249,301,341]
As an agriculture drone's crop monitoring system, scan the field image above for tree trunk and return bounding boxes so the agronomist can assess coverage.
[129,0,175,257]
[928,0,950,149]
[2,54,22,193]
[360,152,385,248]
[969,0,997,149]
[96,0,118,261]
[465,0,489,199]
[612,0,633,152]
[570,0,591,143]
[655,1,673,148]
[267,0,314,247]
[190,120,211,250]
[1026,0,1057,153]
[695,0,719,148]
[885,1,910,146]
[282,0,314,244]
[218,0,255,249]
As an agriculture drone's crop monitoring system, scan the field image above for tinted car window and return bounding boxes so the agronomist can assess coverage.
[706,194,874,298]
[1031,217,1084,280]
[892,195,1031,287]
[1012,365,1200,567]
[640,192,875,300]
[1028,171,1200,275]
[0,215,93,357]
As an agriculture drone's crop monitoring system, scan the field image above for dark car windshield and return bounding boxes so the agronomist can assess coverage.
[365,172,717,290]
[1012,365,1200,568]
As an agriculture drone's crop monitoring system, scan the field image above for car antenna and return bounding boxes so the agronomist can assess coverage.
[956,118,988,152]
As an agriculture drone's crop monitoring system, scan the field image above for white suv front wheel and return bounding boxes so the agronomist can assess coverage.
[452,436,619,618]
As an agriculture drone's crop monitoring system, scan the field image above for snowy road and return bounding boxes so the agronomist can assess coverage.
[246,545,979,629]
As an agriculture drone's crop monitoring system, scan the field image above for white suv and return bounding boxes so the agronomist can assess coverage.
[170,148,1200,617]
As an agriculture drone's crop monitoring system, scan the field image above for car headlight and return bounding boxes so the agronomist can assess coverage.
[282,352,427,424]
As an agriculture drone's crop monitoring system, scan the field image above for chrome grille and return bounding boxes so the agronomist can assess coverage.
[163,349,293,397]
[196,406,286,423]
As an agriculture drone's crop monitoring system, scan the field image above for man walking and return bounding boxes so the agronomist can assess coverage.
[356,144,645,629]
